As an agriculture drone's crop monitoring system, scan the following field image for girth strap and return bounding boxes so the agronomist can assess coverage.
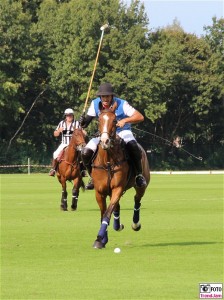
[92,159,127,170]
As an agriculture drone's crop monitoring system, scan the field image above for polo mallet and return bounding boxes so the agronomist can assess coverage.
[82,23,109,113]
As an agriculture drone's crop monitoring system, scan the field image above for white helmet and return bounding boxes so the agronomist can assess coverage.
[64,108,74,115]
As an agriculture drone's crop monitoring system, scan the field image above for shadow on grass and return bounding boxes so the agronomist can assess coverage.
[85,207,147,212]
[142,241,221,247]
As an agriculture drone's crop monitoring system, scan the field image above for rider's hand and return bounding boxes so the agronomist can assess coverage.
[116,120,126,128]
[54,127,64,137]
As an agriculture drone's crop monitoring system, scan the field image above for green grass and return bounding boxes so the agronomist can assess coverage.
[1,174,223,300]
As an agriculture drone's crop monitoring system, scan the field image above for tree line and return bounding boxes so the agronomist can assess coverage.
[0,0,223,170]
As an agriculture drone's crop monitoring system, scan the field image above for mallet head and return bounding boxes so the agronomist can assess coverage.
[100,24,109,31]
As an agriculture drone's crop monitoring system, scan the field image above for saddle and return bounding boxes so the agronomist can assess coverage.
[57,147,85,175]
[91,135,134,176]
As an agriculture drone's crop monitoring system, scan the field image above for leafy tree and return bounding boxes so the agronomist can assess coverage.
[203,16,224,53]
[0,0,50,162]
[0,0,223,169]
[142,26,223,166]
[202,17,224,167]
[20,0,43,22]
[0,0,39,140]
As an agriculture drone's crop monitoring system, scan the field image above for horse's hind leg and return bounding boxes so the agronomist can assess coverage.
[60,180,68,211]
[60,190,68,211]
[113,203,124,231]
[71,187,79,211]
[132,194,142,231]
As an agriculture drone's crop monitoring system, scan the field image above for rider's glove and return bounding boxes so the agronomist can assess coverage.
[79,114,86,127]
[79,114,94,128]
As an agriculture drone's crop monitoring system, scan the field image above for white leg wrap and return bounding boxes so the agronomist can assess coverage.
[132,222,140,230]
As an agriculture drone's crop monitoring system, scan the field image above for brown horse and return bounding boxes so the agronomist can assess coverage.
[91,104,150,249]
[56,128,86,211]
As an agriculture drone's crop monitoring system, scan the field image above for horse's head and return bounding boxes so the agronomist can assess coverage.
[71,128,86,151]
[98,103,117,150]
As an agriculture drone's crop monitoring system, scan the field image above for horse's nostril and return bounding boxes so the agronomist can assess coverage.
[100,140,110,150]
[101,137,108,144]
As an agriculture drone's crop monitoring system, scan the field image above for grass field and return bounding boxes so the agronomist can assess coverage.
[1,174,223,300]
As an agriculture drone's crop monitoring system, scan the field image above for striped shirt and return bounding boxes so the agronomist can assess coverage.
[55,120,80,145]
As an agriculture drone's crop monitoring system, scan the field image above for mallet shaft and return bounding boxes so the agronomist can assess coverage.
[83,24,109,113]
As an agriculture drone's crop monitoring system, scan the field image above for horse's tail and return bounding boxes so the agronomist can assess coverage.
[68,177,85,191]
[139,144,150,185]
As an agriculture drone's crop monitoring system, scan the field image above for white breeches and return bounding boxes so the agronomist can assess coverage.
[85,130,136,152]
[53,143,68,159]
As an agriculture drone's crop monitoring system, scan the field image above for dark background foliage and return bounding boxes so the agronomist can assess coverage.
[0,0,223,170]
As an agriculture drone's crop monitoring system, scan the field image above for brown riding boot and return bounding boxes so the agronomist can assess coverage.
[49,159,58,176]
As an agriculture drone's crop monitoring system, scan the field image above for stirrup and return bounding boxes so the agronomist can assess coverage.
[49,169,56,177]
[135,174,147,188]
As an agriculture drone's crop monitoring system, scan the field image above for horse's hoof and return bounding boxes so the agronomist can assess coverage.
[93,240,104,249]
[71,198,78,211]
[116,224,124,231]
[113,224,124,231]
[119,224,124,231]
[132,223,141,231]
[60,206,68,211]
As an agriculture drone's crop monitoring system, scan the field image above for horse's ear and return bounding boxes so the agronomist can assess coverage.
[99,101,103,112]
[111,101,117,113]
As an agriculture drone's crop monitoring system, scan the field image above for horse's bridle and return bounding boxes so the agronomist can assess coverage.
[99,111,117,150]
[72,129,86,151]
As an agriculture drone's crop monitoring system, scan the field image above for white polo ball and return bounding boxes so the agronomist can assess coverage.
[114,247,121,253]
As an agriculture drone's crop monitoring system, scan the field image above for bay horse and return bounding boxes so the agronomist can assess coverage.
[91,103,150,249]
[56,128,86,211]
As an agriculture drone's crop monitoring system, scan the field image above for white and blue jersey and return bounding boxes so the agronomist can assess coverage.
[87,97,135,133]
[86,97,136,151]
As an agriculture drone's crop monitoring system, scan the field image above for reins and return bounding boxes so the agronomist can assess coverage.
[59,128,86,175]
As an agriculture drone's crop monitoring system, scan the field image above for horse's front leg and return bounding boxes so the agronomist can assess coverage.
[93,188,123,249]
[113,203,124,231]
[93,191,107,249]
[71,178,79,211]
[132,193,142,231]
[60,179,68,211]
